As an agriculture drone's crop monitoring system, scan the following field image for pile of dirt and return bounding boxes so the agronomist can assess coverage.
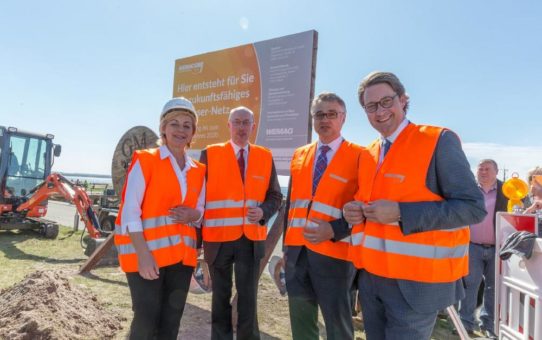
[0,270,124,339]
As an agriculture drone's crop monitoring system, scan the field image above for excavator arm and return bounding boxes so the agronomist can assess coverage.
[16,173,104,238]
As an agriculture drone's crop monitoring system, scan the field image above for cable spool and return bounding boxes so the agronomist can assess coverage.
[502,172,529,212]
[111,126,159,195]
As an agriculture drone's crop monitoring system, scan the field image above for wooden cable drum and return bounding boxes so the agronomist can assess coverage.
[111,126,158,195]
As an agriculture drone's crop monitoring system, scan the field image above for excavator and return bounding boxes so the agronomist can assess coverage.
[0,126,105,240]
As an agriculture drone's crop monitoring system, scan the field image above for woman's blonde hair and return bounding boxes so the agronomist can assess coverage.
[158,109,198,147]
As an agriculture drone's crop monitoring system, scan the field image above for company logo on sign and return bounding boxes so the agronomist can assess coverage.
[178,61,204,74]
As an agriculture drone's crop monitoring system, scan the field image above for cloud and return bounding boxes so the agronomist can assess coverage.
[463,143,541,181]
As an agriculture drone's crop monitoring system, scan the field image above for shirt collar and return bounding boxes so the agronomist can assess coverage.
[230,140,249,155]
[478,181,498,192]
[380,118,409,144]
[159,145,196,168]
[317,135,343,152]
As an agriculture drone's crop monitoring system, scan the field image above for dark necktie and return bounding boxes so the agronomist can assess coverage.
[382,139,391,157]
[312,145,330,196]
[238,148,245,182]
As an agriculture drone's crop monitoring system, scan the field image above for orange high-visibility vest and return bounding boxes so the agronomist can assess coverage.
[202,142,272,242]
[349,124,469,283]
[114,148,205,272]
[285,141,362,261]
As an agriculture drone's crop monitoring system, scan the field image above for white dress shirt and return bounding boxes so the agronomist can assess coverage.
[119,145,206,233]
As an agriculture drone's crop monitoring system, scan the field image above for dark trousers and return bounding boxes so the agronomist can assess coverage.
[285,247,355,340]
[358,270,438,340]
[210,236,260,340]
[126,262,193,340]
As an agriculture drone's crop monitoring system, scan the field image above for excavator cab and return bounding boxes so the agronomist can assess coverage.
[0,126,59,211]
[0,126,62,237]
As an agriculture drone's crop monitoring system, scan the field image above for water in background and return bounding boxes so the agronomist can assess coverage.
[64,175,112,185]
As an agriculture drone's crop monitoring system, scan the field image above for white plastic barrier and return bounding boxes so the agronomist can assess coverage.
[496,213,541,340]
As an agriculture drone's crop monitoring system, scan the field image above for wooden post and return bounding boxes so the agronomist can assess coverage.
[79,233,115,273]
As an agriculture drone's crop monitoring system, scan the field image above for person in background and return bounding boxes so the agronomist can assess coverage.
[458,159,507,338]
[344,71,486,339]
[524,166,542,213]
[200,106,282,340]
[114,97,205,340]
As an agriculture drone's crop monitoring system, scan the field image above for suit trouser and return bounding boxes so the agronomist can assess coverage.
[210,236,260,340]
[285,247,355,340]
[126,262,193,340]
[358,269,438,340]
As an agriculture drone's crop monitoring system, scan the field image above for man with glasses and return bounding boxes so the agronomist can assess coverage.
[344,71,486,339]
[284,92,363,339]
[200,106,282,340]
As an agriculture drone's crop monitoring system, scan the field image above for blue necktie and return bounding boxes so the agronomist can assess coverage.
[382,139,391,157]
[312,145,330,195]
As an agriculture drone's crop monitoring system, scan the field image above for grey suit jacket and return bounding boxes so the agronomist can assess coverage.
[396,128,487,313]
[199,147,283,265]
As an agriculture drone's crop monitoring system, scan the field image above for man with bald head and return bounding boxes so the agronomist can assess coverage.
[200,106,282,340]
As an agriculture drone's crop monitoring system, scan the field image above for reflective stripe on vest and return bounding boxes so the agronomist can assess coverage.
[118,234,182,255]
[114,214,178,235]
[205,200,244,209]
[204,217,245,227]
[351,232,469,259]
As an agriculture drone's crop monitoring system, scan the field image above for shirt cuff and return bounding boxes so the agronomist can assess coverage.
[190,211,204,228]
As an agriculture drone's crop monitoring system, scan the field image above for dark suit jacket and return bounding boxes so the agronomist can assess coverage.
[199,146,283,265]
[493,180,508,228]
[393,128,487,313]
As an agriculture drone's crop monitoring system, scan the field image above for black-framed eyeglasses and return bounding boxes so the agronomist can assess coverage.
[363,94,398,113]
[312,110,343,120]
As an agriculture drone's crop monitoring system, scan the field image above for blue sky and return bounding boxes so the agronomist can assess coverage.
[1,0,541,181]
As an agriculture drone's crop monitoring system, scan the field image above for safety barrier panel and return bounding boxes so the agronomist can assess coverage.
[496,213,541,340]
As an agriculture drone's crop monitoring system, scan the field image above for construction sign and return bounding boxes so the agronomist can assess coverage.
[172,30,318,175]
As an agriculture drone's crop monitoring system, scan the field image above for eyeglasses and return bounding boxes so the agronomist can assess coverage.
[231,120,253,127]
[312,111,343,120]
[363,94,398,113]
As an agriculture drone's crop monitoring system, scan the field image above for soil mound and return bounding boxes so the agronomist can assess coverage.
[0,270,124,339]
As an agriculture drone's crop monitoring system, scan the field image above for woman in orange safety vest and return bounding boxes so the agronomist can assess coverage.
[114,97,206,340]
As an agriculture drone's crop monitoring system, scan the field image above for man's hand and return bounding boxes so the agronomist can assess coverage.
[137,250,159,280]
[362,199,401,224]
[247,207,264,224]
[343,201,365,225]
[169,206,200,224]
[303,218,334,244]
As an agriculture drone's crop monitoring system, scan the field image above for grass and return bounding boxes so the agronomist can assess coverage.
[0,227,461,339]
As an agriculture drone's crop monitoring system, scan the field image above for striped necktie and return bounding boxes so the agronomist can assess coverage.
[312,145,330,195]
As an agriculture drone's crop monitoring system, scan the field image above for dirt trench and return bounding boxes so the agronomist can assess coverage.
[0,270,124,340]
